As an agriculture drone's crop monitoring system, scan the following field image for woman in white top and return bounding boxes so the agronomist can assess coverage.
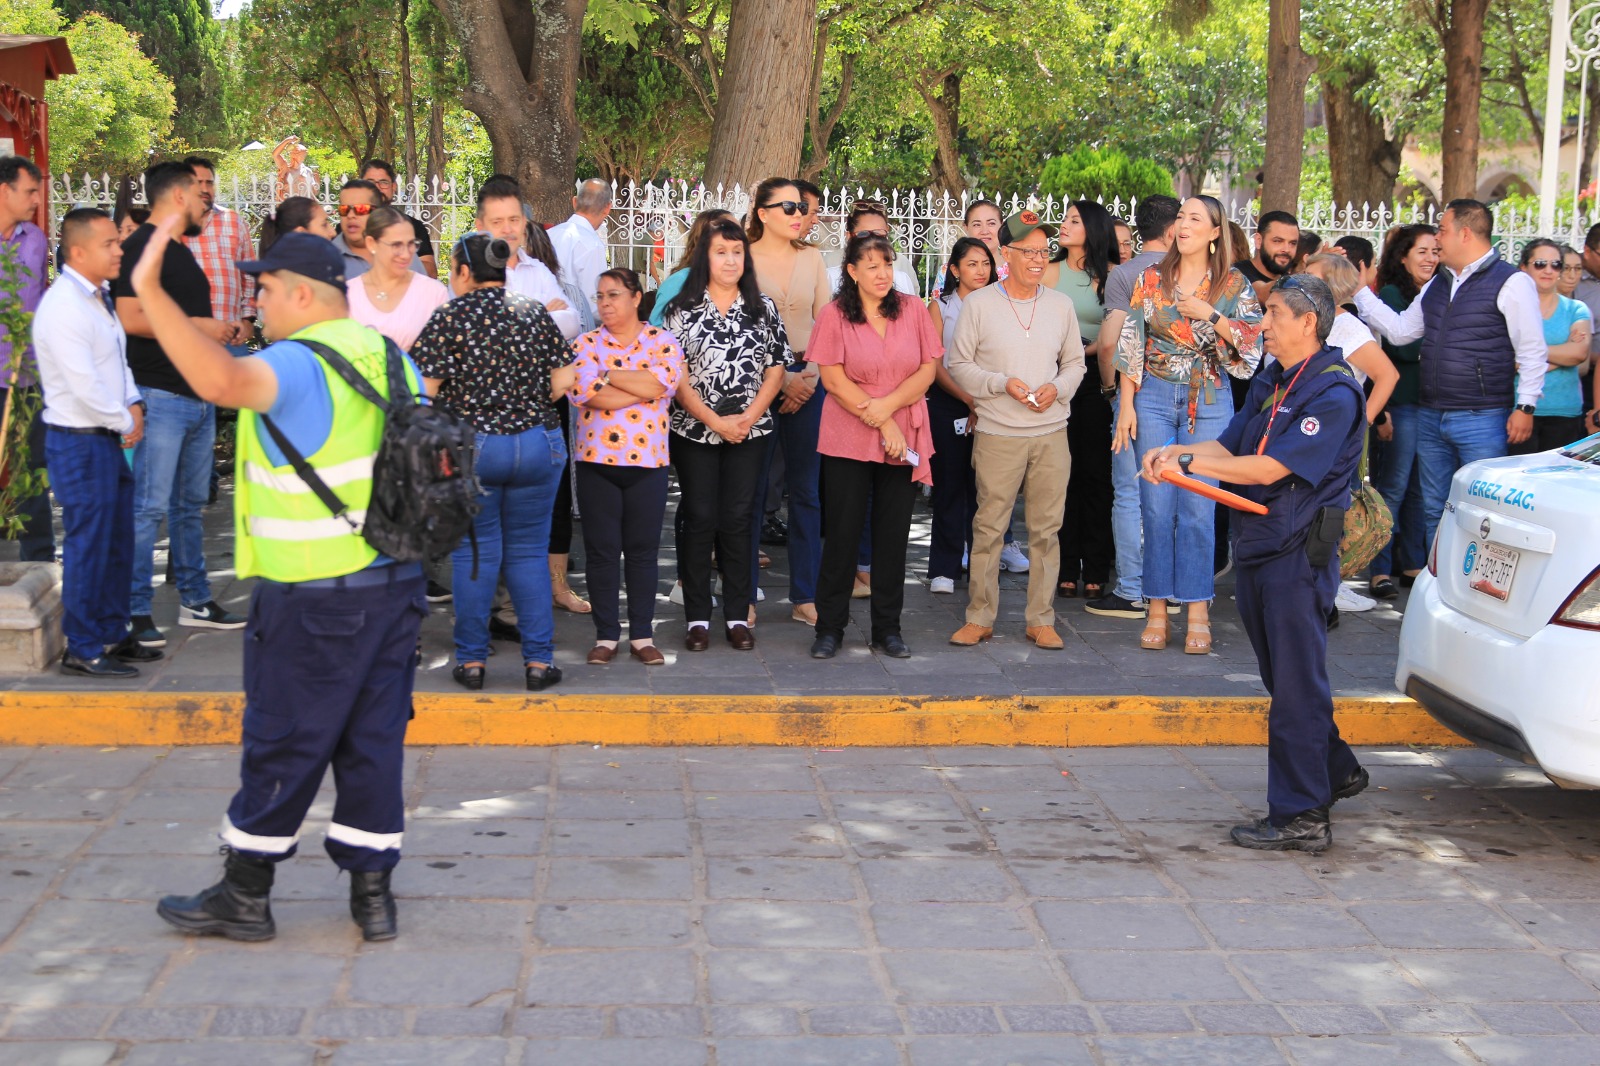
[346,207,450,351]
[1300,253,1397,424]
[925,237,1003,591]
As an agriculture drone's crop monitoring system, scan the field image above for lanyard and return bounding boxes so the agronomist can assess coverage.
[1255,357,1312,456]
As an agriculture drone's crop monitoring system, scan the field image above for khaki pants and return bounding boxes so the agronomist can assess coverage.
[966,429,1070,629]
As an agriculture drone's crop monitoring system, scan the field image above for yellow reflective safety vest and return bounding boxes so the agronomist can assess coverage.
[234,318,420,582]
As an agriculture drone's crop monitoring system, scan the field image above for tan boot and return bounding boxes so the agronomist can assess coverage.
[550,553,591,614]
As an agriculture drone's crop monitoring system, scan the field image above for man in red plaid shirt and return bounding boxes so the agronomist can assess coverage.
[180,156,253,357]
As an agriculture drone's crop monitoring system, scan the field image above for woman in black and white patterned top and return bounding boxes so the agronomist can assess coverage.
[662,218,788,652]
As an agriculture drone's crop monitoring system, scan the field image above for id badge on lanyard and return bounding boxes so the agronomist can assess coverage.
[1255,358,1312,456]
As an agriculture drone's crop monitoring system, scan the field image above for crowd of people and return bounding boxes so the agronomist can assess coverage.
[15,156,1600,687]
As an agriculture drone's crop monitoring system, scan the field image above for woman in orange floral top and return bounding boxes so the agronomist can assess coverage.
[1113,195,1263,655]
[569,268,685,665]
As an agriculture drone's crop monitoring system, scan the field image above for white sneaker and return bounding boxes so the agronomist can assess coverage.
[930,577,955,594]
[999,542,1030,573]
[1334,584,1376,613]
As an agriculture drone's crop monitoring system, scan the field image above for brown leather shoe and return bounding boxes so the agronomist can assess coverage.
[948,623,993,646]
[685,627,710,652]
[630,644,666,666]
[586,645,616,665]
[1025,625,1064,650]
[726,623,755,650]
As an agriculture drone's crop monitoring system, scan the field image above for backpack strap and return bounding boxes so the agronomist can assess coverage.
[258,413,360,528]
[297,337,392,411]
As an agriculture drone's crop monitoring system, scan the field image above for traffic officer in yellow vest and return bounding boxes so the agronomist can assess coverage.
[132,221,430,942]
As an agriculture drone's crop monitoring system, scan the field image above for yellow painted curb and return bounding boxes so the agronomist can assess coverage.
[0,691,1460,748]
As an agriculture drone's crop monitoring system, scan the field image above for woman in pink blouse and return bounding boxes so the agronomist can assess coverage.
[346,207,449,350]
[806,234,940,660]
[570,268,684,666]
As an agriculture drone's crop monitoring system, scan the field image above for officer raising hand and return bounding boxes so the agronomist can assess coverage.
[1143,275,1369,853]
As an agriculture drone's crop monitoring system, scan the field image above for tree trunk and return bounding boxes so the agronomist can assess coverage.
[1262,0,1315,214]
[426,98,447,187]
[920,71,963,196]
[400,0,421,182]
[703,0,816,191]
[1322,65,1403,210]
[1581,74,1600,194]
[1440,0,1490,201]
[441,0,587,222]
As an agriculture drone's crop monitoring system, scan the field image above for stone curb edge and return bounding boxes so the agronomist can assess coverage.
[0,692,1461,748]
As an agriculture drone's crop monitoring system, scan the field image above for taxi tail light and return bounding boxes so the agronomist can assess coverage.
[1427,530,1439,577]
[1553,565,1600,631]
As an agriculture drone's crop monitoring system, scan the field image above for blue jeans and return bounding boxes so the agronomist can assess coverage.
[451,425,565,666]
[46,429,134,659]
[1415,406,1508,555]
[130,388,215,616]
[1370,404,1425,577]
[1109,401,1144,603]
[777,388,824,604]
[1134,373,1233,603]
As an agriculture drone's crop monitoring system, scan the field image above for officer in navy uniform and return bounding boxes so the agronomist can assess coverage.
[128,221,430,941]
[1143,275,1369,852]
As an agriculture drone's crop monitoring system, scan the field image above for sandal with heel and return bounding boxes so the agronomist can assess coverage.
[1185,622,1212,655]
[1139,617,1169,651]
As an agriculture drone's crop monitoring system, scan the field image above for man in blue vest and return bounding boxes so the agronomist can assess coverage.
[128,219,429,944]
[1143,276,1368,851]
[1353,199,1545,551]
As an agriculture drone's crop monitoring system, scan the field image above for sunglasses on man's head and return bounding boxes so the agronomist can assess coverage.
[338,204,374,217]
[761,200,805,216]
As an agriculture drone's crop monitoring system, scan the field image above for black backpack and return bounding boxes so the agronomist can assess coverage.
[260,336,481,566]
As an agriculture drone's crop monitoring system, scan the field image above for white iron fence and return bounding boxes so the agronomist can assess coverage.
[50,174,1594,293]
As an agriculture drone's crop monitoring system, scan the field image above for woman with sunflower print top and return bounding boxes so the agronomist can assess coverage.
[662,218,789,653]
[569,268,684,666]
[1113,195,1263,656]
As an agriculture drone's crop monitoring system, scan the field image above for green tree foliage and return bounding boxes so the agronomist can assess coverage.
[1039,145,1173,203]
[56,0,227,150]
[31,10,176,174]
[578,26,712,183]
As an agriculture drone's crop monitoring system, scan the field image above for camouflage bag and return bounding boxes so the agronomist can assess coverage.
[1340,428,1392,578]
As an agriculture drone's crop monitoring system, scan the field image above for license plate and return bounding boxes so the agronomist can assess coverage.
[1465,541,1519,601]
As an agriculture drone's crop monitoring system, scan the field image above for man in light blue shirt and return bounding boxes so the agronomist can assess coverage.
[32,208,160,677]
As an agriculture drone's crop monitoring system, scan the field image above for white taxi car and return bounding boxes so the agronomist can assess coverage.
[1395,433,1600,787]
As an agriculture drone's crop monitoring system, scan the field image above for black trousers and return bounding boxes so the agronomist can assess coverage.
[927,387,977,581]
[816,456,915,642]
[1059,370,1114,587]
[671,433,765,625]
[1509,413,1587,455]
[576,462,669,641]
[548,397,574,555]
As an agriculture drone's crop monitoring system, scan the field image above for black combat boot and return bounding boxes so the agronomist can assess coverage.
[156,847,276,941]
[1229,807,1332,853]
[349,869,398,942]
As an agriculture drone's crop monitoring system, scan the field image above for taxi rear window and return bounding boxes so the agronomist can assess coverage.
[1558,433,1600,464]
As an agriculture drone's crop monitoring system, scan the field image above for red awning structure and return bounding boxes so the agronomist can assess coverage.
[0,34,72,220]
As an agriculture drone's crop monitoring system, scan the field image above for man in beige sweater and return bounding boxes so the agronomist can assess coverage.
[946,211,1086,649]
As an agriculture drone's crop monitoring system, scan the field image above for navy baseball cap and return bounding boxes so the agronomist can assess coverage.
[237,232,347,291]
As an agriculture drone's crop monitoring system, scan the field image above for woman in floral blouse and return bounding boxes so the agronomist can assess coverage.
[411,232,576,692]
[1113,195,1262,655]
[663,218,789,653]
[569,268,683,666]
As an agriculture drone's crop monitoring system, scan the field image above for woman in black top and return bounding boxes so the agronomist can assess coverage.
[410,233,576,691]
[663,219,788,652]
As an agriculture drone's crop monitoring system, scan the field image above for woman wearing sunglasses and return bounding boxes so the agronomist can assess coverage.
[1512,239,1592,454]
[747,178,833,627]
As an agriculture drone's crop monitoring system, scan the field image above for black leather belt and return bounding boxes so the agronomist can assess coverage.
[46,424,121,438]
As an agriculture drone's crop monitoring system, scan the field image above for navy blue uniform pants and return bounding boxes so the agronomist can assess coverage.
[223,565,428,872]
[45,428,133,660]
[1234,547,1361,826]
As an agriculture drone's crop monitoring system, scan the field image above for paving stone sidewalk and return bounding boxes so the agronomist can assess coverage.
[1,742,1599,1065]
[0,483,1407,699]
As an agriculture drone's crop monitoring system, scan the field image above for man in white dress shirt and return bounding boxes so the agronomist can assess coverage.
[33,209,161,677]
[548,178,612,320]
[1352,198,1545,551]
[475,177,579,340]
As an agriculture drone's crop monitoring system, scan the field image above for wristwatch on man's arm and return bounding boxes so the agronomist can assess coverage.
[1514,403,1536,416]
[1178,453,1194,476]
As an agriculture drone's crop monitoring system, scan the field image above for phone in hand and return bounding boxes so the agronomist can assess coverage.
[954,417,969,436]
[903,448,921,468]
